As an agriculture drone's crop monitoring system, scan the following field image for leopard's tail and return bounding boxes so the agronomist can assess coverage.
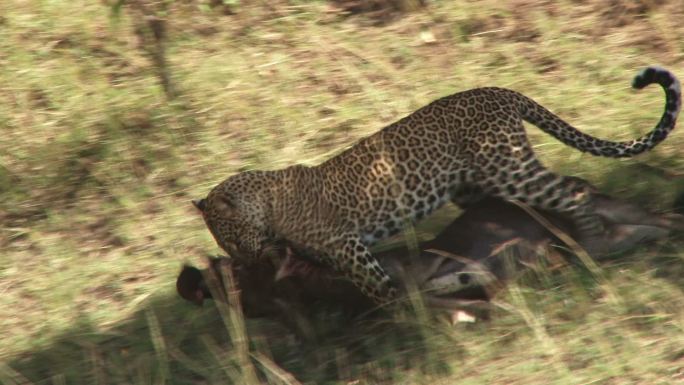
[518,66,680,158]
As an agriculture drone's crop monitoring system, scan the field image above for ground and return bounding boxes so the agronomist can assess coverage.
[1,0,684,384]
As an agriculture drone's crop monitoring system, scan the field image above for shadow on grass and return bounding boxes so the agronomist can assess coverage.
[8,249,683,384]
[4,283,465,384]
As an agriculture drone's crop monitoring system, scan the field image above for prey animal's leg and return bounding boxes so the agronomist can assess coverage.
[410,252,447,285]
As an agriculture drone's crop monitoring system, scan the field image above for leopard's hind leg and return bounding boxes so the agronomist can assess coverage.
[477,160,607,254]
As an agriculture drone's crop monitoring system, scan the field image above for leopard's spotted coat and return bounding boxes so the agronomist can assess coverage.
[194,66,680,304]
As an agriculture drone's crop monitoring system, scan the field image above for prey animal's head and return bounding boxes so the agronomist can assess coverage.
[176,264,210,306]
[193,171,274,262]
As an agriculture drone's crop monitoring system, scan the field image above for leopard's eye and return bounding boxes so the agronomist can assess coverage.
[216,196,236,216]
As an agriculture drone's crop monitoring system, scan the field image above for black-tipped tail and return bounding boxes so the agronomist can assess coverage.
[632,66,681,132]
[520,66,680,158]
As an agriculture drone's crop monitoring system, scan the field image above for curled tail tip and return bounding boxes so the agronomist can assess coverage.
[632,66,680,93]
[632,66,681,122]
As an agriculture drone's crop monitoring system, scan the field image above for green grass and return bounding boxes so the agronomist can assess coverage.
[1,0,684,383]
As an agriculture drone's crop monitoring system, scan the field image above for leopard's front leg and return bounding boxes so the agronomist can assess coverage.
[319,234,398,305]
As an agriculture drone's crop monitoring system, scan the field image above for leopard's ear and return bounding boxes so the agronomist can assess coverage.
[192,199,206,213]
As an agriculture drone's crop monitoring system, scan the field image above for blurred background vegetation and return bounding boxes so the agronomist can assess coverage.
[1,0,683,384]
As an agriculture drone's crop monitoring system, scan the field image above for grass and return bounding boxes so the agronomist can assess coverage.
[1,0,683,383]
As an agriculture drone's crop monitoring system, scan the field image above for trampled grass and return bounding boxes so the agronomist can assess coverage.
[1,0,683,383]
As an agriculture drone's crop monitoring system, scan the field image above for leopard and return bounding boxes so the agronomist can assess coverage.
[193,66,681,305]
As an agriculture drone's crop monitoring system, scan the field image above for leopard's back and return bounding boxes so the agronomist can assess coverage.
[315,87,532,244]
[305,67,680,248]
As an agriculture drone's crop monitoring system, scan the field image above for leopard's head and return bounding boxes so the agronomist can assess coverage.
[194,171,273,261]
